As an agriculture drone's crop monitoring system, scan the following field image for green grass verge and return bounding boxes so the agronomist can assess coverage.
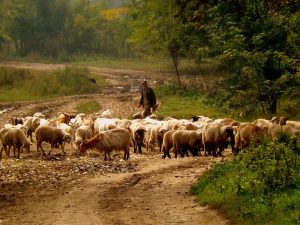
[0,66,105,102]
[156,95,229,119]
[69,55,171,72]
[192,137,300,225]
[155,82,233,120]
[75,100,102,114]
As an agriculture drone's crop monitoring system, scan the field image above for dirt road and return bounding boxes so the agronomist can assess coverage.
[0,61,228,225]
[1,154,228,225]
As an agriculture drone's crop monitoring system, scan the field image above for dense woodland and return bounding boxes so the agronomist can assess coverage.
[0,0,299,116]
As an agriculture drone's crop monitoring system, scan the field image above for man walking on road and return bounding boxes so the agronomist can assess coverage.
[139,79,158,118]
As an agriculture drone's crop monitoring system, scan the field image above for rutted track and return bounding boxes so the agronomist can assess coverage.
[1,154,228,225]
[0,61,229,225]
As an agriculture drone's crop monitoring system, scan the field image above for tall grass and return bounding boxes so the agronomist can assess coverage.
[0,66,103,101]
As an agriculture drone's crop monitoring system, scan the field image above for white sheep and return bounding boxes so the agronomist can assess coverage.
[93,118,118,134]
[72,125,93,152]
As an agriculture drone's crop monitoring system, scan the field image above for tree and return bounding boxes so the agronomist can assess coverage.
[128,0,191,84]
[176,0,300,115]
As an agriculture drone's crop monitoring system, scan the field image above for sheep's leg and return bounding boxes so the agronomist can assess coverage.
[61,144,66,155]
[48,147,53,156]
[162,146,172,159]
[16,146,20,158]
[173,146,178,158]
[133,139,137,153]
[29,132,33,142]
[178,146,185,158]
[159,142,162,152]
[138,142,142,154]
[4,145,11,157]
[162,147,166,159]
[13,146,16,158]
[124,148,130,160]
[37,141,46,155]
[127,148,130,160]
[204,144,207,156]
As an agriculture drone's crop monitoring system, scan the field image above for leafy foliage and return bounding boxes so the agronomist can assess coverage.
[193,135,300,225]
[0,0,132,58]
[175,1,300,115]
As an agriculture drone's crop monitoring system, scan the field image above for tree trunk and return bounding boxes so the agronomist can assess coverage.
[269,92,277,114]
[171,50,181,85]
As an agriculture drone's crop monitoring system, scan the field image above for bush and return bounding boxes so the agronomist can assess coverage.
[193,135,300,225]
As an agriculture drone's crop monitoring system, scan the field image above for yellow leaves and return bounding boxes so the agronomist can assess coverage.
[100,7,128,21]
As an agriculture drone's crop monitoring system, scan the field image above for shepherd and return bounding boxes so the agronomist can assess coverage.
[138,79,158,118]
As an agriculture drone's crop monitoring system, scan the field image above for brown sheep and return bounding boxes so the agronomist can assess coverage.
[131,125,146,154]
[9,117,23,125]
[235,123,269,153]
[35,126,72,155]
[80,128,131,160]
[270,116,289,125]
[286,120,300,130]
[172,130,203,158]
[0,127,12,158]
[0,128,31,158]
[202,123,235,157]
[162,130,177,159]
[56,113,75,126]
[268,123,298,141]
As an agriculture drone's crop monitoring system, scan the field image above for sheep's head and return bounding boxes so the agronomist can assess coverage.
[79,140,88,154]
[63,134,72,144]
[23,142,31,153]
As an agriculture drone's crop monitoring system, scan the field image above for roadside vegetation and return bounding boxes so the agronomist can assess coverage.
[193,134,300,225]
[75,100,102,114]
[0,67,101,101]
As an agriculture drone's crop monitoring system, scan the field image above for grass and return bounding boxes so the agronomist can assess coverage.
[193,163,300,225]
[156,95,229,119]
[75,100,102,114]
[69,55,172,72]
[0,53,172,72]
[0,53,223,75]
[192,138,300,225]
[0,66,104,102]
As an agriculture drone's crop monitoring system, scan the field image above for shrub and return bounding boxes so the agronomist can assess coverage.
[193,134,300,225]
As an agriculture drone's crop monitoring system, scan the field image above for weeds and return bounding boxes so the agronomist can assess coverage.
[193,135,300,225]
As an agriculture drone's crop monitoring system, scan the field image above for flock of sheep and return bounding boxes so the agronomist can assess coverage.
[1,109,300,161]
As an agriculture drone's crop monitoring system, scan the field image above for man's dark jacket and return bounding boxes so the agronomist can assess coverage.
[140,87,156,108]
